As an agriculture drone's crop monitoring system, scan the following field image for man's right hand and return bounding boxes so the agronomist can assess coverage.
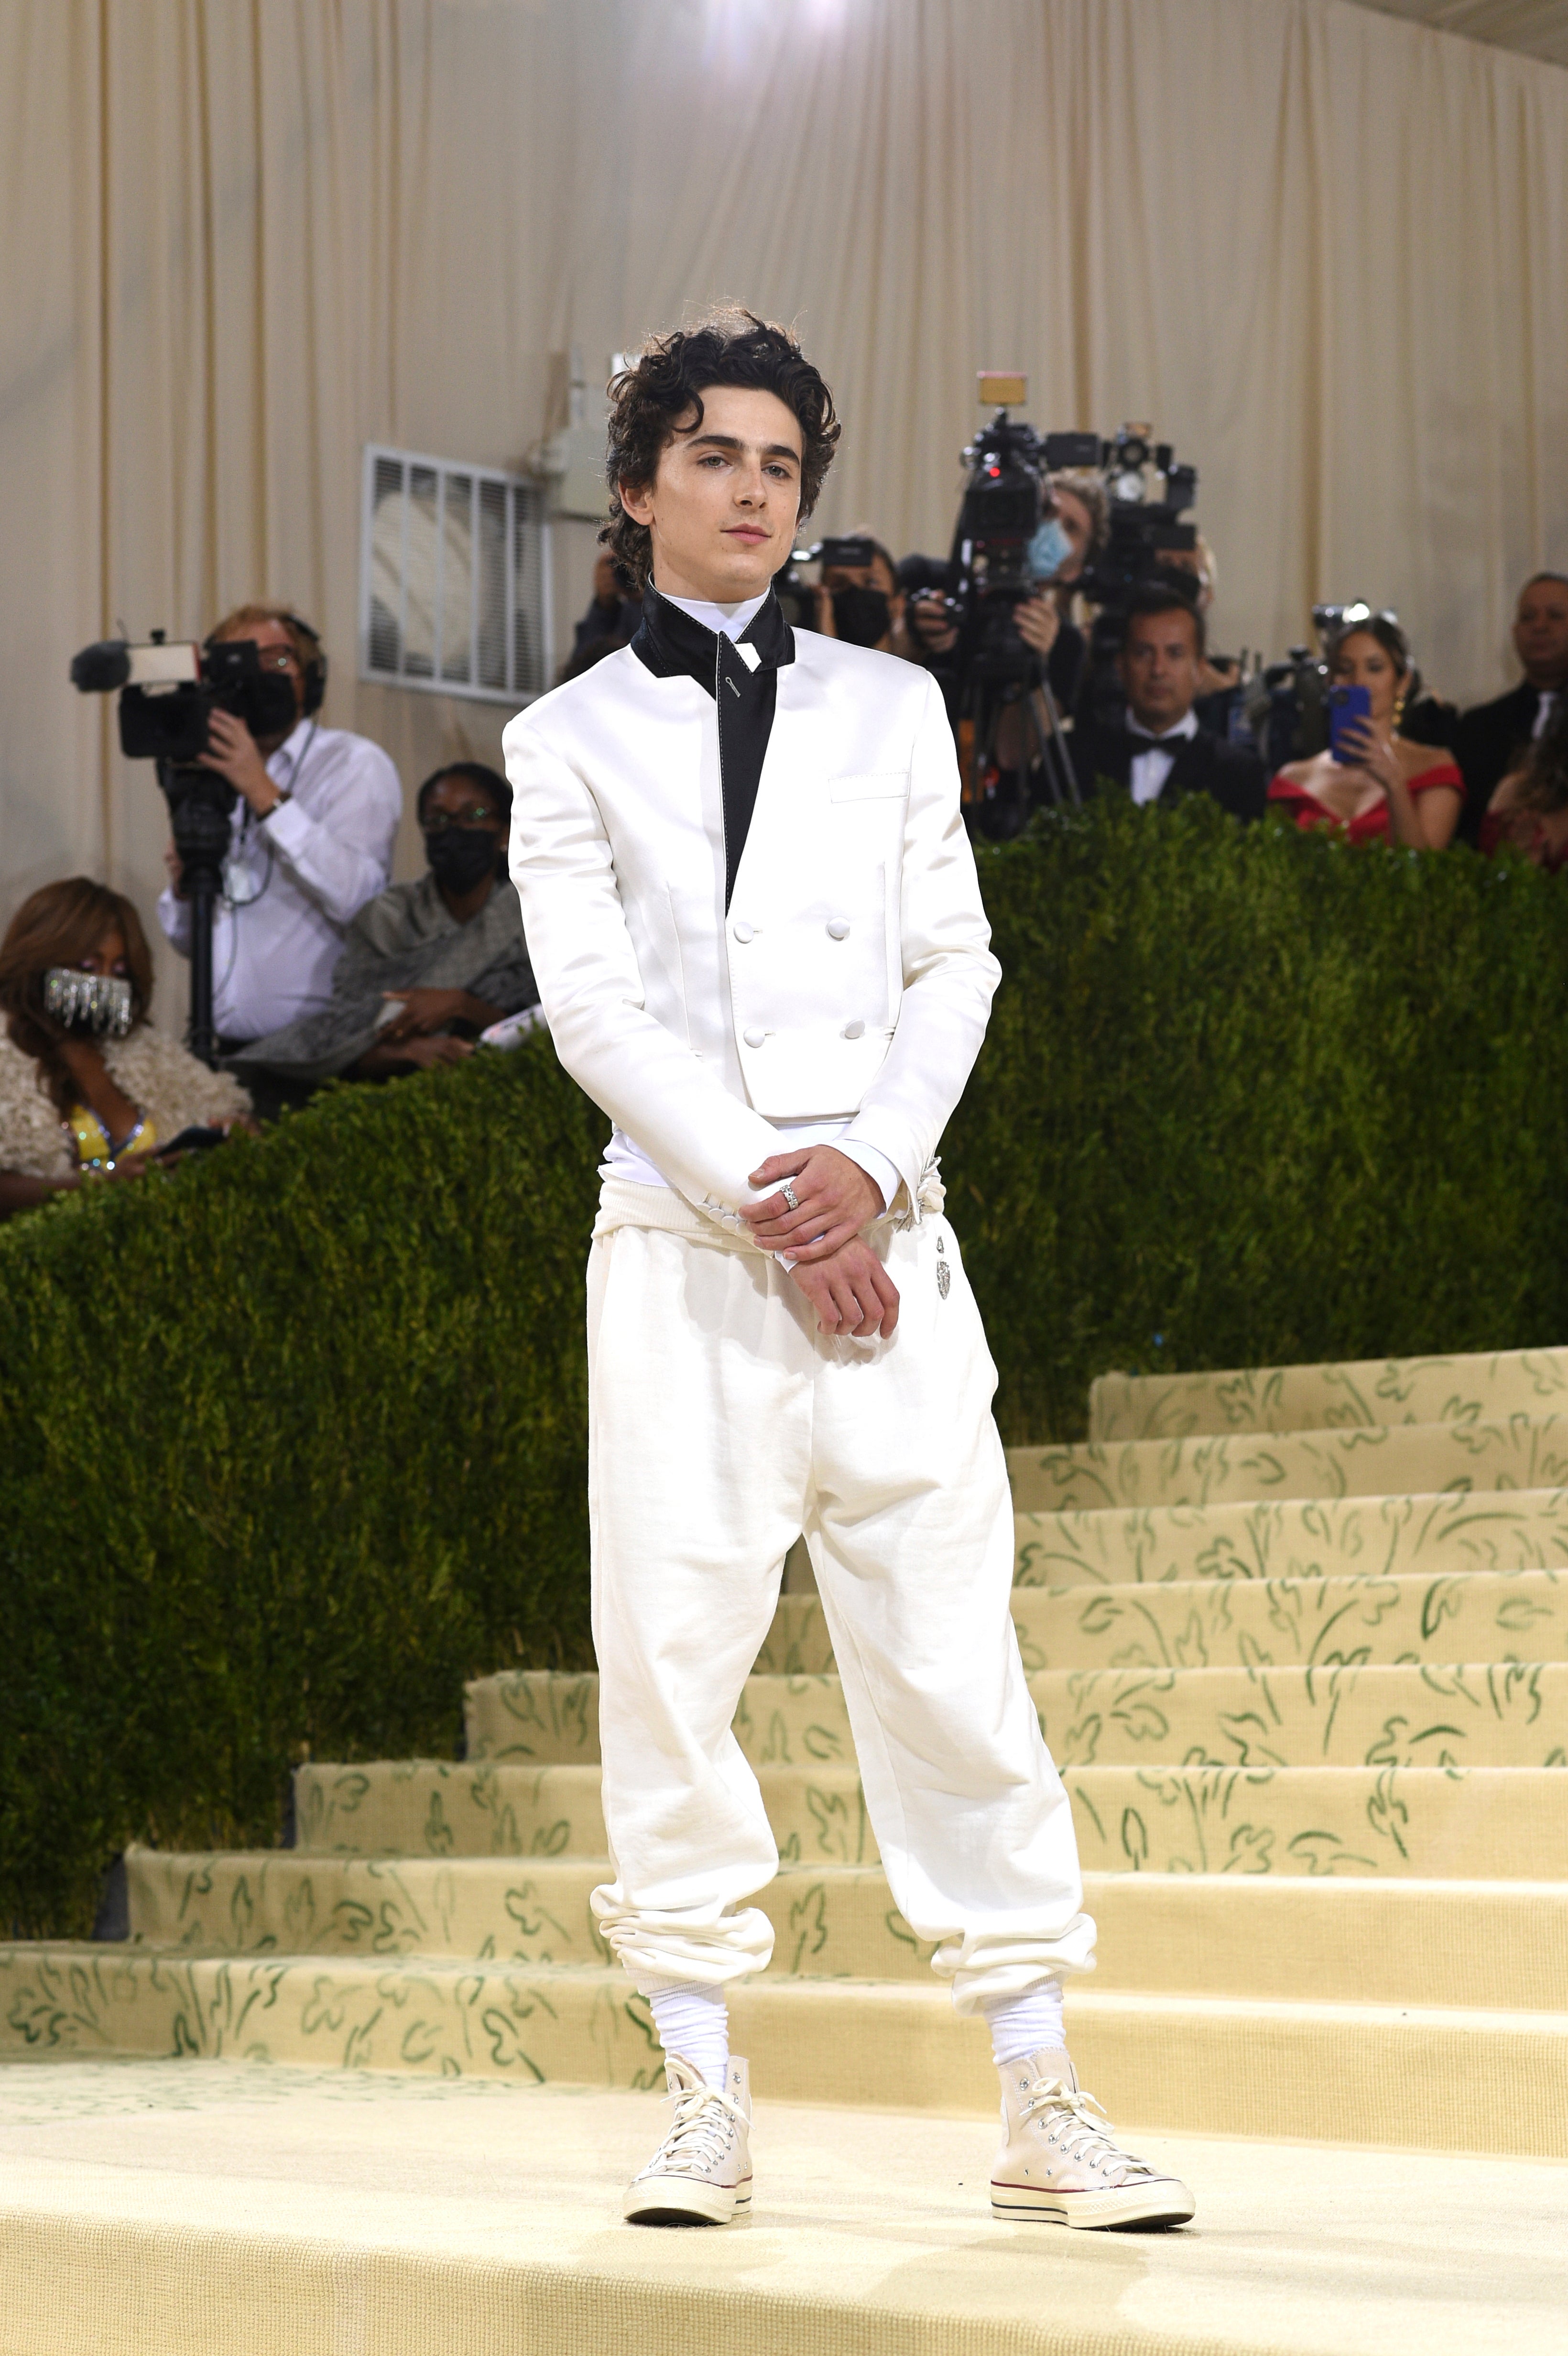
[788,1236,900,1339]
[163,839,188,901]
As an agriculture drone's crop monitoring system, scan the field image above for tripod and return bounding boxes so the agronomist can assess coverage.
[157,758,237,1069]
[963,656,1080,834]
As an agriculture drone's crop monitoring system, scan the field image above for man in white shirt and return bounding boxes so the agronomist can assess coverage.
[157,605,403,1050]
[505,311,1194,2236]
[1069,585,1265,819]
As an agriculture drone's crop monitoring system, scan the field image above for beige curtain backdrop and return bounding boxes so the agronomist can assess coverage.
[2,0,1565,1029]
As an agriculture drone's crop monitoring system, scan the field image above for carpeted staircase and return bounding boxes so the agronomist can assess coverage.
[5,1345,1568,2161]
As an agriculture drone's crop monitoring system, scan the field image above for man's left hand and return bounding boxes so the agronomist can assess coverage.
[741,1145,885,1262]
[198,709,280,814]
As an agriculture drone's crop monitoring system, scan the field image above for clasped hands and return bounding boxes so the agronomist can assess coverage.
[740,1145,900,1339]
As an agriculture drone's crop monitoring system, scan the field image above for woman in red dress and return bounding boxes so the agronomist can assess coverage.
[1269,616,1464,849]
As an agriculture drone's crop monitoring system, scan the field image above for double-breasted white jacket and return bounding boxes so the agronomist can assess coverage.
[502,628,1001,1215]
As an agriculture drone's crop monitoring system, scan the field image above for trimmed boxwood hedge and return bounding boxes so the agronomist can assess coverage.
[3,797,1567,1933]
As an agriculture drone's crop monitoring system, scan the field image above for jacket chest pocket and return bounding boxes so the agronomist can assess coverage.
[829,770,908,803]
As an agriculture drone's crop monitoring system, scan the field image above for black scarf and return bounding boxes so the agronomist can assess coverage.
[631,586,795,908]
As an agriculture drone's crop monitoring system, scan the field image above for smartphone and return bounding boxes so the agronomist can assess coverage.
[1328,682,1372,764]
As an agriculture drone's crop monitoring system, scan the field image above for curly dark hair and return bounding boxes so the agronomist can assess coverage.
[602,308,840,591]
[0,877,154,1117]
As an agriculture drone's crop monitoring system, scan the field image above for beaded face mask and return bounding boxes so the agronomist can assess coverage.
[43,967,133,1037]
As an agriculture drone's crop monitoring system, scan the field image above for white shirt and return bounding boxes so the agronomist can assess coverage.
[157,718,403,1040]
[1534,690,1559,740]
[600,585,904,1215]
[1125,704,1199,805]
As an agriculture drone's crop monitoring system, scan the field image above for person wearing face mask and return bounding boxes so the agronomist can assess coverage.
[229,763,536,1089]
[808,534,917,660]
[0,878,250,1217]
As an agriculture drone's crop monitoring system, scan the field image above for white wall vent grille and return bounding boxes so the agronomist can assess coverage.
[359,445,552,705]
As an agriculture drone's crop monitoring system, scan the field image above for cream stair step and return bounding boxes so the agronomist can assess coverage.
[120,1850,1568,2012]
[7,2067,1568,2356]
[1008,1413,1568,1513]
[763,1568,1568,1674]
[467,1659,1568,1770]
[1019,1569,1568,1671]
[1013,1485,1568,1587]
[122,1853,919,1981]
[298,1756,1568,1879]
[296,1759,879,1867]
[1090,1345,1568,1442]
[4,1942,1566,2154]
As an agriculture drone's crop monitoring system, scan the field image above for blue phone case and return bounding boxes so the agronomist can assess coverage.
[1328,682,1372,764]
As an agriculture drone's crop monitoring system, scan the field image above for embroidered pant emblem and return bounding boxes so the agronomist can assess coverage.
[937,1260,951,1298]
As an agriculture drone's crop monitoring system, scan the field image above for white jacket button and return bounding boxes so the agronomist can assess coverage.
[743,1025,767,1048]
[732,919,754,943]
[842,1019,865,1040]
[826,918,850,939]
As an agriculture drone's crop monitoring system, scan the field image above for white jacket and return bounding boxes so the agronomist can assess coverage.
[502,629,1001,1214]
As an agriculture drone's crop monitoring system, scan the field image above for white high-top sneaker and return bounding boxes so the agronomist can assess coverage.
[623,2053,753,2226]
[991,2052,1195,2229]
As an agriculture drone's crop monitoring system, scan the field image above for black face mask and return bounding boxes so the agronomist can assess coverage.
[832,587,892,648]
[426,829,501,894]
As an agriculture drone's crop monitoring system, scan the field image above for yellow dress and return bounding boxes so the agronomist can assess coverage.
[65,1104,156,1170]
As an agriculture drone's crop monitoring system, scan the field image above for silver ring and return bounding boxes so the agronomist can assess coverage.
[781,1179,799,1212]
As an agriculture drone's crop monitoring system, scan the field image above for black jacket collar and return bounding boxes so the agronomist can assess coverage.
[631,585,794,693]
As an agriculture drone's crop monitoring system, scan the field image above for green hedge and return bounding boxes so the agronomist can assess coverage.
[0,1035,605,1936]
[953,797,1568,1439]
[4,798,1568,1934]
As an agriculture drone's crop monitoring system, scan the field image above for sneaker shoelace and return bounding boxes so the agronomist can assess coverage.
[652,2079,748,2175]
[1017,2075,1155,2187]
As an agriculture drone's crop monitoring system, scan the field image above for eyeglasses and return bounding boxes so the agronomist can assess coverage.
[255,649,300,674]
[420,805,502,833]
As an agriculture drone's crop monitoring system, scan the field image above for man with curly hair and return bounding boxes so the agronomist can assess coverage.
[503,309,1193,2235]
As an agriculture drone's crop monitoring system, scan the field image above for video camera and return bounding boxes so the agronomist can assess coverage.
[1246,604,1384,770]
[947,375,1099,690]
[69,631,300,1066]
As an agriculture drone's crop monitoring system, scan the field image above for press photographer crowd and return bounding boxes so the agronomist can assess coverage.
[1,377,1565,1216]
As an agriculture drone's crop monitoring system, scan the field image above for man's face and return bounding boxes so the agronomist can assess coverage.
[619,384,803,604]
[1120,607,1201,733]
[1514,579,1568,690]
[215,616,306,748]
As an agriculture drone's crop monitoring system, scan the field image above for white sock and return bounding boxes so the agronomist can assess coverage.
[639,1977,730,2089]
[981,1981,1067,2067]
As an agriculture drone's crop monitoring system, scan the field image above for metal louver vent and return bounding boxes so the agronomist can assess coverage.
[359,445,552,704]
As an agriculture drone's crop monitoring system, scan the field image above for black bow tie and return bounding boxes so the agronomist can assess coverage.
[631,586,794,690]
[630,587,794,910]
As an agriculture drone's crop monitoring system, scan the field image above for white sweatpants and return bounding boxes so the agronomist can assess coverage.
[586,1197,1096,2016]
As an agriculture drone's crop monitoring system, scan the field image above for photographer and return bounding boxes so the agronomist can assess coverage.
[156,605,402,1055]
[809,535,915,658]
[571,550,642,663]
[1069,585,1266,818]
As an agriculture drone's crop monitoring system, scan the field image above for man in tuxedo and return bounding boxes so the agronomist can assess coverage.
[1069,584,1266,820]
[1455,573,1568,845]
[504,311,1193,2236]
